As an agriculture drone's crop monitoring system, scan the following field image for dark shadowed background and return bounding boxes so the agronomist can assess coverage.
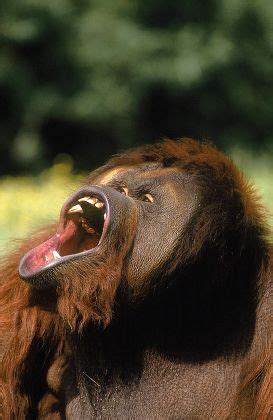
[0,0,273,249]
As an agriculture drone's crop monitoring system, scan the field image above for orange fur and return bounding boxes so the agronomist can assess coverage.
[0,139,272,418]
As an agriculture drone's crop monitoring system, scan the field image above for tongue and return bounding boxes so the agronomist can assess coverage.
[59,218,100,256]
[59,219,81,255]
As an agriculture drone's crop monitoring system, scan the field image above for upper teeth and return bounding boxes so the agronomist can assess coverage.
[67,204,84,214]
[79,196,97,204]
[67,196,104,214]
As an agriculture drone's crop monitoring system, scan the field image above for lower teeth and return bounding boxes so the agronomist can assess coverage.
[53,250,61,259]
[80,218,96,234]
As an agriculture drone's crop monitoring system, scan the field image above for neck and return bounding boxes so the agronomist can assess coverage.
[71,273,257,380]
[45,252,272,419]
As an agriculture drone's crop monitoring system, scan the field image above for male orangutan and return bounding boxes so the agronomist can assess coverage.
[0,139,272,419]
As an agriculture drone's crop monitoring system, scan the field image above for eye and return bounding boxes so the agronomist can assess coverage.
[120,187,128,196]
[141,193,154,203]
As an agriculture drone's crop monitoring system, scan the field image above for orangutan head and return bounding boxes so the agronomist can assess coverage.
[18,139,266,331]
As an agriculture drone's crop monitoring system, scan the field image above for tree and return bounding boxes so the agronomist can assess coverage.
[1,0,273,174]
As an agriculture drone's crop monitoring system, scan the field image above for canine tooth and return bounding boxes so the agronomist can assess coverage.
[87,198,97,205]
[78,196,91,203]
[104,213,106,220]
[68,204,83,214]
[95,202,104,208]
[53,250,61,259]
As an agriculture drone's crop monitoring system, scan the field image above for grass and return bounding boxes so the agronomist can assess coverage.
[0,149,272,255]
[0,160,85,254]
[231,148,273,227]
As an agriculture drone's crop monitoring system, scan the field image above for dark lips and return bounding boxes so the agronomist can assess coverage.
[19,186,110,282]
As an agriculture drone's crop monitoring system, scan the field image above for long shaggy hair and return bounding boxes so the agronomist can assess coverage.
[0,139,272,419]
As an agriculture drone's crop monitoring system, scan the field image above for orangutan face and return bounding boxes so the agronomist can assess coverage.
[17,139,261,334]
[19,162,197,291]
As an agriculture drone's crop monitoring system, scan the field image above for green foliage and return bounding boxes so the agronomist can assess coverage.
[1,0,273,175]
[231,147,273,226]
[0,160,84,254]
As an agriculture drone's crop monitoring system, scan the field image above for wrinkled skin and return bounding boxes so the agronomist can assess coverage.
[20,163,198,292]
[1,139,272,419]
[98,164,198,290]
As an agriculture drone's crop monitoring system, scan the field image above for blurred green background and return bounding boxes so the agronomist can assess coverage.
[0,0,273,252]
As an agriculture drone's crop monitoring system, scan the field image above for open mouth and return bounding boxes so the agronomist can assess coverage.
[19,188,110,280]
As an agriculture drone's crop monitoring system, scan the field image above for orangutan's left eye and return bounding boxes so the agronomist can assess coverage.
[120,187,128,196]
[141,193,154,203]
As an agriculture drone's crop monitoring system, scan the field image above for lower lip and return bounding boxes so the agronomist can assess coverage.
[19,188,110,280]
[19,233,61,279]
